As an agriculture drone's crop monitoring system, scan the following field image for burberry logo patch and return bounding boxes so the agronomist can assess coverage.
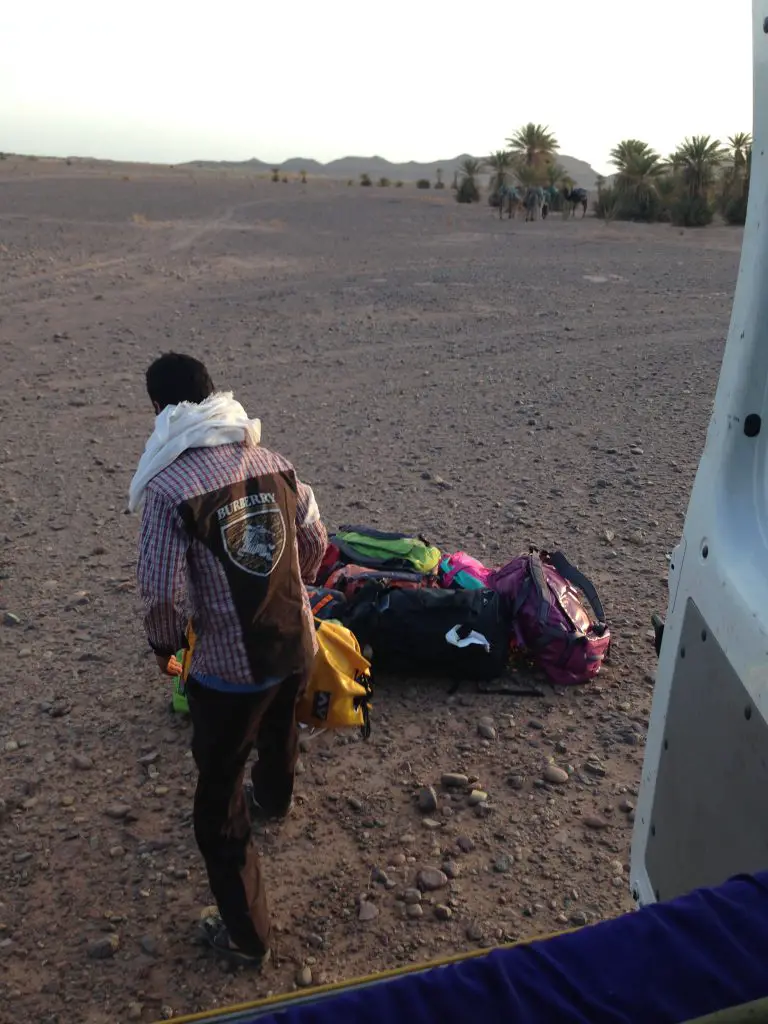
[219,504,286,577]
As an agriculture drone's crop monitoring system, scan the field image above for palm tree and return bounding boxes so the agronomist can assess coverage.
[456,158,483,203]
[459,157,483,181]
[611,140,665,195]
[507,123,559,170]
[672,135,727,199]
[514,162,540,188]
[607,139,667,221]
[610,139,658,170]
[722,142,752,224]
[654,173,679,218]
[486,150,514,194]
[719,133,752,215]
[728,132,753,170]
[545,161,567,187]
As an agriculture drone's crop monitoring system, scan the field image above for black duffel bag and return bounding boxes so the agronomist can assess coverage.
[341,586,510,681]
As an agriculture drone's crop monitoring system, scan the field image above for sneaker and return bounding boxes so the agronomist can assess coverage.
[199,913,270,969]
[244,781,294,823]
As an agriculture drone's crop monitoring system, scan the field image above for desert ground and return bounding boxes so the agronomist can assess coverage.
[0,158,741,1023]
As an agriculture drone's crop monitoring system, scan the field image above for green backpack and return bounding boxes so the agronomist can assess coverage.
[331,527,441,575]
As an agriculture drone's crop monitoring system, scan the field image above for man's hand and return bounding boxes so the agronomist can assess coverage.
[155,653,183,677]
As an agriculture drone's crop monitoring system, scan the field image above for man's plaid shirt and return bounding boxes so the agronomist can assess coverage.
[137,442,327,691]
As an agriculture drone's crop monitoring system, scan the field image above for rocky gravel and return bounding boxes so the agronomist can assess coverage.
[0,157,740,1021]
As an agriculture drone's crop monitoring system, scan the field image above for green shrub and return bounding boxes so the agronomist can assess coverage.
[347,179,354,186]
[725,194,748,225]
[455,178,480,204]
[593,184,667,223]
[271,168,280,182]
[671,193,714,227]
[593,187,618,220]
[378,177,391,187]
[360,173,372,186]
[621,191,666,222]
[416,179,431,189]
[395,180,403,188]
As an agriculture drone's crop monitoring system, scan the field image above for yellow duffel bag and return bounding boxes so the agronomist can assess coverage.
[296,619,373,739]
[172,619,372,739]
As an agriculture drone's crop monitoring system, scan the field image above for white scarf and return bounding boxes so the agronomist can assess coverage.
[128,391,261,512]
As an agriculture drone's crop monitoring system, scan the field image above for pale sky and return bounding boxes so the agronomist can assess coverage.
[1,0,753,175]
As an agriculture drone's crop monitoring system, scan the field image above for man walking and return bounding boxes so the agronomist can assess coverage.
[130,352,327,967]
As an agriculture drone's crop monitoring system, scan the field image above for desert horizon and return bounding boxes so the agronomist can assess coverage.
[0,147,602,187]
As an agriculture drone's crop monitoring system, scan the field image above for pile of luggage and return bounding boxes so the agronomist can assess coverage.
[308,526,611,688]
[170,525,611,741]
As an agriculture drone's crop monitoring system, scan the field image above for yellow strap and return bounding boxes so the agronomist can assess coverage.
[159,930,573,1024]
[683,999,768,1023]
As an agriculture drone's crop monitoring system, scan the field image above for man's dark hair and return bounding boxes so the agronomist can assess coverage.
[146,353,214,410]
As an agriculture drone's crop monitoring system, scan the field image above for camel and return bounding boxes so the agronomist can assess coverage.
[496,184,523,220]
[563,187,589,218]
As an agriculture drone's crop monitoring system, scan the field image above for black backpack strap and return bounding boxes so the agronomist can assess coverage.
[354,671,373,740]
[545,551,607,626]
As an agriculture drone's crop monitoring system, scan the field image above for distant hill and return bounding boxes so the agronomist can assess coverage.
[184,153,601,189]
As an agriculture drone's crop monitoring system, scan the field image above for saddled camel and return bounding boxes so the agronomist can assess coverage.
[563,187,589,218]
[496,184,524,219]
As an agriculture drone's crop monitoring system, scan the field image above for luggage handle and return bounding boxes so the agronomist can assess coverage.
[528,551,589,638]
[543,550,607,631]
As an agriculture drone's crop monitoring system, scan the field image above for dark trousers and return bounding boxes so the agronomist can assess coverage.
[186,671,306,956]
